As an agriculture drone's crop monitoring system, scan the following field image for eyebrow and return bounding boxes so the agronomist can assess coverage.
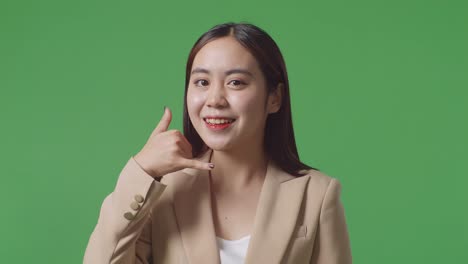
[191,67,254,77]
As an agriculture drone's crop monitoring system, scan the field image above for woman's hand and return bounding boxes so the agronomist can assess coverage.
[134,106,214,179]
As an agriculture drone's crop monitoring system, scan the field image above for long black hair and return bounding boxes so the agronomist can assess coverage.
[183,22,319,177]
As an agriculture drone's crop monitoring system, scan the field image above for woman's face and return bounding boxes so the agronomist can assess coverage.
[187,36,280,152]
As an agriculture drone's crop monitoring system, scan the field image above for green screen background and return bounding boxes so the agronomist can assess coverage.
[1,0,467,263]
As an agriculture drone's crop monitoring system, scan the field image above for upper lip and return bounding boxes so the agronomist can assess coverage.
[203,116,236,120]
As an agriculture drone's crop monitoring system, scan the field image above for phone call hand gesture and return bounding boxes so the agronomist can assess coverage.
[134,107,214,179]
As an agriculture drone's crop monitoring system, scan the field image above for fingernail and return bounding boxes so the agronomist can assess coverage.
[209,163,214,169]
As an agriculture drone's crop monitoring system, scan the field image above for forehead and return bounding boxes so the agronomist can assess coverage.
[192,36,261,74]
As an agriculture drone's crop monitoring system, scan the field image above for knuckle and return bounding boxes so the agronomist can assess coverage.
[169,129,179,135]
[169,144,179,153]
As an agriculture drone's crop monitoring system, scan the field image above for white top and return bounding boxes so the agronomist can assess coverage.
[216,235,251,264]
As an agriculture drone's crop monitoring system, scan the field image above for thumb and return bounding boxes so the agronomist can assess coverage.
[152,106,172,136]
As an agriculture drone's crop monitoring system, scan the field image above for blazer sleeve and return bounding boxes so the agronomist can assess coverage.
[310,178,352,264]
[83,156,167,264]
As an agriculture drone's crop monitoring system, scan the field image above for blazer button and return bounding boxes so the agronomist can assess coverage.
[124,212,135,220]
[130,201,140,210]
[134,194,145,203]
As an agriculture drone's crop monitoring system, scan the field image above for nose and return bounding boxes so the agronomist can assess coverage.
[206,82,228,108]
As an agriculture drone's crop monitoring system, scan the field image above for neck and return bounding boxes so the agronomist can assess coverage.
[209,145,269,193]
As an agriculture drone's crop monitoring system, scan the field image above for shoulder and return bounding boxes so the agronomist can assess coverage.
[306,169,339,188]
[293,168,343,200]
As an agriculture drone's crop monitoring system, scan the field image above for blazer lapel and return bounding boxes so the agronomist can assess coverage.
[173,149,220,264]
[244,157,310,264]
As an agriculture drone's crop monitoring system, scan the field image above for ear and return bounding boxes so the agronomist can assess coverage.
[267,83,283,114]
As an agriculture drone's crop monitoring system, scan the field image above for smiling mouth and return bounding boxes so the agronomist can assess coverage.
[203,118,236,125]
[203,118,236,131]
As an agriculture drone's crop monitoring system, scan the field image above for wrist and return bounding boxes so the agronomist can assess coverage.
[133,155,161,179]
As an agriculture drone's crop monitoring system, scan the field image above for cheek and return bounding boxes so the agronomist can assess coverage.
[231,92,265,117]
[187,88,205,116]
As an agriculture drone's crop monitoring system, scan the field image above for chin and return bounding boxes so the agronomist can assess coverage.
[202,139,235,152]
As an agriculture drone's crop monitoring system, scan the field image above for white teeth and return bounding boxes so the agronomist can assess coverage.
[205,118,234,124]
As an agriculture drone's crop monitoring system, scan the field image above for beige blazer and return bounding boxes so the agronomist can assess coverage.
[84,149,352,263]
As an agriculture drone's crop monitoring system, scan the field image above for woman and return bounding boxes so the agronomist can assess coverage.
[84,22,352,264]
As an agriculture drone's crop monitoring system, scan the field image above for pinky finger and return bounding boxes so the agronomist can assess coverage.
[180,158,214,171]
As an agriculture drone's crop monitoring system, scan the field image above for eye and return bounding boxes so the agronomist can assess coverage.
[228,80,246,87]
[194,79,209,87]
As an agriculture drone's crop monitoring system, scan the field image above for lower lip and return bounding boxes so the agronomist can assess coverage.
[204,119,235,131]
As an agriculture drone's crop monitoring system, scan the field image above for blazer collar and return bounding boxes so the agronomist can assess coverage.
[173,149,310,264]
